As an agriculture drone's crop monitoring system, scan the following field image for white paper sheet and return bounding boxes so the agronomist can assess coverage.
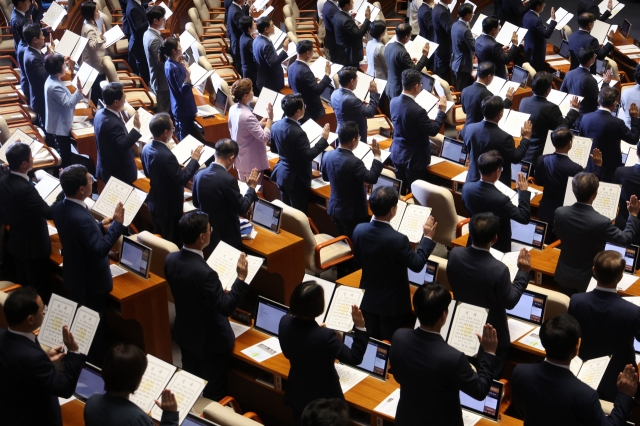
[324,286,364,332]
[125,107,154,142]
[68,306,100,355]
[546,89,569,106]
[617,273,639,291]
[206,241,264,290]
[306,273,337,324]
[485,76,508,96]
[92,177,133,219]
[361,149,391,170]
[507,318,536,342]
[269,26,286,49]
[462,411,483,426]
[548,7,573,29]
[446,303,488,356]
[500,251,520,282]
[157,1,173,19]
[598,0,624,18]
[230,321,251,338]
[110,264,128,277]
[398,205,432,243]
[495,21,519,46]
[389,199,407,231]
[129,354,177,413]
[354,1,379,24]
[35,175,61,200]
[498,109,531,138]
[576,355,611,389]
[103,25,125,49]
[171,134,215,166]
[253,87,285,121]
[373,388,400,418]
[179,30,197,52]
[150,370,205,424]
[42,1,67,31]
[258,5,274,17]
[48,225,58,236]
[518,326,545,350]
[563,177,620,220]
[38,293,78,348]
[334,363,368,393]
[241,336,282,362]
[405,35,437,59]
[0,129,35,163]
[591,20,614,44]
[122,188,147,226]
[470,13,487,37]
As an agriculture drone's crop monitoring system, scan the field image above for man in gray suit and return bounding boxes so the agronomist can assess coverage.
[451,3,475,91]
[554,172,640,294]
[143,6,170,113]
[384,23,429,99]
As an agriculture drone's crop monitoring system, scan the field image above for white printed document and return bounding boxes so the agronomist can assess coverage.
[309,57,344,82]
[91,177,147,226]
[150,370,206,424]
[518,326,545,350]
[563,176,620,220]
[385,199,432,243]
[241,336,282,362]
[334,363,368,393]
[206,241,264,290]
[41,1,67,31]
[125,107,154,142]
[548,7,573,28]
[470,13,487,37]
[322,286,365,332]
[374,388,401,418]
[405,35,438,59]
[598,0,624,18]
[591,19,618,44]
[189,62,215,87]
[103,25,125,48]
[0,129,43,163]
[301,119,338,147]
[157,1,173,19]
[414,89,453,120]
[74,62,99,97]
[352,71,387,103]
[130,355,177,413]
[353,1,380,24]
[495,21,526,47]
[35,174,61,203]
[489,248,521,282]
[171,134,215,166]
[445,302,488,356]
[542,131,592,168]
[269,26,286,49]
[570,355,611,389]
[179,30,197,52]
[54,30,89,62]
[498,109,531,138]
[507,318,536,342]
[253,87,285,121]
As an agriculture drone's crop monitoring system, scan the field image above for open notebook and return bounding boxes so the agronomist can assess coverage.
[542,131,592,168]
[569,355,611,390]
[0,129,44,164]
[563,176,621,220]
[90,177,147,226]
[206,241,264,290]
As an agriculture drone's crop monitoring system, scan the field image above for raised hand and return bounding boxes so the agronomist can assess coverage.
[438,96,447,112]
[364,5,371,19]
[423,216,437,239]
[603,68,613,84]
[351,304,365,329]
[267,103,274,120]
[371,138,381,158]
[520,120,533,139]
[616,364,638,397]
[517,247,531,273]
[629,103,639,119]
[369,79,378,93]
[422,42,430,57]
[477,323,498,354]
[550,7,556,21]
[505,87,515,101]
[590,148,603,167]
[516,172,529,191]
[113,201,125,224]
[569,95,580,109]
[627,195,640,217]
[511,31,518,46]
[133,111,141,130]
[236,252,249,281]
[322,123,331,140]
[62,325,79,353]
[154,389,179,412]
[190,144,204,162]
[246,168,261,189]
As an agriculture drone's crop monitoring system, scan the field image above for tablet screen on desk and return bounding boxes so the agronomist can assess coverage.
[511,219,547,250]
[214,89,228,116]
[441,137,467,165]
[511,65,529,87]
[408,260,439,286]
[321,85,334,105]
[371,174,402,198]
[342,334,390,380]
[460,381,503,421]
[182,414,221,426]
[621,19,632,39]
[506,290,547,325]
[511,161,531,182]
[252,198,282,233]
[74,364,105,402]
[254,296,289,336]
[422,73,435,94]
[558,40,570,59]
[120,237,152,279]
[604,243,639,273]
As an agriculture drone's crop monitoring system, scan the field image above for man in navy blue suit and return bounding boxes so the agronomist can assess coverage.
[568,13,615,71]
[94,83,142,185]
[460,62,514,126]
[253,17,290,92]
[239,16,258,92]
[502,0,530,27]
[141,113,203,247]
[560,47,613,115]
[11,0,32,103]
[431,0,453,81]
[333,0,371,67]
[512,314,637,425]
[22,24,48,131]
[288,40,332,122]
[522,0,556,72]
[165,211,250,400]
[577,0,613,22]
[569,250,640,402]
[613,144,640,235]
[390,69,447,193]
[451,4,476,91]
[0,287,86,426]
[352,185,437,341]
[418,0,435,70]
[125,0,149,83]
[271,94,330,214]
[580,86,640,182]
[227,0,251,73]
[322,0,340,61]
[384,23,430,99]
[331,67,380,142]
[475,16,519,80]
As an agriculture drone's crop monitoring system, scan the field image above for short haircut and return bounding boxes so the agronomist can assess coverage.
[4,287,39,327]
[413,283,452,327]
[368,20,386,39]
[338,0,350,8]
[282,93,304,117]
[476,62,496,79]
[178,211,210,244]
[593,250,626,286]
[256,16,272,34]
[214,138,239,159]
[6,142,31,170]
[240,16,254,34]
[482,16,500,33]
[338,66,358,87]
[550,126,573,149]
[230,78,253,103]
[572,171,599,203]
[540,314,581,360]
[577,12,595,28]
[577,46,595,66]
[44,53,65,75]
[402,69,422,90]
[11,0,28,7]
[146,5,166,24]
[469,213,500,246]
[102,343,148,393]
[477,150,504,175]
[159,36,179,62]
[338,121,359,145]
[59,164,89,196]
[598,86,618,108]
[634,63,640,84]
[149,113,173,138]
[289,281,325,319]
[395,23,412,40]
[481,95,505,120]
[296,39,314,55]
[531,71,553,96]
[529,0,545,9]
[458,2,474,17]
[23,23,42,45]
[369,185,399,216]
[81,1,97,21]
[301,398,350,426]
[102,82,125,105]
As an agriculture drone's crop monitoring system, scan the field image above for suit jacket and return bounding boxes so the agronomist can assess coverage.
[81,21,107,75]
[239,33,257,82]
[0,173,53,259]
[512,361,634,426]
[11,9,30,102]
[23,46,47,118]
[448,246,529,347]
[463,120,530,185]
[143,28,168,93]
[577,0,612,22]
[288,60,332,120]
[53,199,125,299]
[384,41,429,98]
[253,34,287,91]
[418,2,434,41]
[192,163,257,250]
[165,249,249,357]
[519,95,580,163]
[0,330,86,426]
[227,2,247,56]
[390,93,446,172]
[613,164,640,232]
[333,10,370,66]
[569,290,640,401]
[559,66,606,115]
[331,88,380,142]
[535,153,585,224]
[554,203,640,291]
[390,329,499,426]
[462,181,531,252]
[353,220,436,316]
[321,147,383,220]
[461,81,512,126]
[165,59,197,119]
[125,0,148,53]
[580,109,640,181]
[568,29,614,71]
[94,108,141,184]
[322,0,340,56]
[502,0,529,26]
[451,20,475,73]
[84,393,178,426]
[141,141,200,217]
[522,10,556,70]
[475,34,518,79]
[279,316,368,411]
[45,76,85,136]
[432,3,453,60]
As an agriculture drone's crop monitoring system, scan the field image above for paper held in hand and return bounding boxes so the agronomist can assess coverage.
[301,119,339,146]
[439,301,489,356]
[91,177,147,226]
[35,174,64,205]
[563,176,621,220]
[385,200,432,243]
[157,1,173,19]
[497,109,531,138]
[353,0,380,24]
[489,248,520,282]
[103,25,125,48]
[569,355,611,390]
[542,131,592,168]
[150,370,206,424]
[321,286,365,332]
[0,129,43,163]
[495,21,527,47]
[309,57,344,82]
[129,355,177,414]
[598,0,624,18]
[206,241,264,290]
[171,134,215,166]
[405,35,438,59]
[54,30,89,62]
[41,1,67,31]
[547,7,574,28]
[253,87,286,121]
[74,62,99,97]
[470,13,487,37]
[125,107,154,142]
[179,30,197,52]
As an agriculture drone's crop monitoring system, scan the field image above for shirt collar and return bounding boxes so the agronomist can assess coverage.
[483,33,495,40]
[598,107,613,114]
[66,197,87,208]
[295,58,310,65]
[342,87,354,94]
[418,327,442,335]
[532,10,540,17]
[15,9,25,16]
[475,80,487,87]
[183,247,204,258]
[372,218,391,224]
[555,152,569,156]
[153,139,168,146]
[458,18,469,27]
[595,285,618,293]
[149,27,161,36]
[105,107,122,118]
[402,92,416,100]
[134,0,141,4]
[544,359,570,370]
[579,65,590,70]
[232,1,242,6]
[7,328,36,342]
[11,171,29,181]
[471,245,491,252]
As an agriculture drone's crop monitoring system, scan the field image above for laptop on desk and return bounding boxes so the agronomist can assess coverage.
[251,198,283,234]
[212,89,229,116]
[460,380,504,422]
[507,290,547,326]
[511,65,529,88]
[558,40,571,60]
[183,414,221,426]
[440,137,468,165]
[422,73,435,94]
[510,219,548,252]
[254,296,289,337]
[370,174,402,198]
[74,363,106,402]
[511,161,531,182]
[408,260,439,286]
[320,85,334,106]
[604,242,639,273]
[119,237,152,279]
[342,334,391,381]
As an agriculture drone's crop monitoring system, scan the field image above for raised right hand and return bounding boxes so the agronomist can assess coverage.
[590,148,603,167]
[76,76,83,93]
[517,247,531,273]
[267,103,274,120]
[325,60,331,76]
[438,96,447,112]
[364,5,371,19]
[569,95,580,109]
[627,194,640,217]
[511,31,518,46]
[617,364,638,397]
[422,41,430,57]
[322,123,331,140]
[246,168,261,189]
[62,325,80,353]
[520,120,533,139]
[113,201,125,224]
[371,138,381,158]
[603,68,613,84]
[351,304,365,329]
[477,323,498,354]
[423,216,437,239]
[191,144,204,162]
[154,389,179,412]
[133,111,141,130]
[505,87,515,101]
[236,252,249,281]
[607,0,613,11]
[516,172,529,191]
[369,79,378,93]
[283,37,290,49]
[629,103,639,119]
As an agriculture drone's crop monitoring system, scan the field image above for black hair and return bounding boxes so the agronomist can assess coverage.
[481,95,505,120]
[395,23,412,40]
[289,281,325,319]
[296,40,314,55]
[4,287,39,327]
[550,126,573,149]
[577,46,596,66]
[540,314,581,361]
[44,53,65,75]
[240,15,254,34]
[338,66,358,87]
[469,213,500,246]
[531,71,553,96]
[369,185,399,216]
[178,211,210,245]
[593,250,626,286]
[23,23,42,45]
[482,16,500,33]
[6,142,31,170]
[301,398,350,426]
[477,62,496,79]
[338,121,359,145]
[256,16,272,34]
[102,343,148,393]
[477,150,504,175]
[598,86,618,108]
[102,82,125,105]
[458,2,474,17]
[368,20,386,39]
[60,164,90,196]
[146,5,166,24]
[401,69,422,90]
[214,138,239,159]
[159,37,179,62]
[529,0,545,10]
[577,12,595,28]
[572,171,599,203]
[413,283,452,327]
[282,94,304,117]
[11,0,28,7]
[338,0,350,8]
[81,1,97,21]
[149,113,173,138]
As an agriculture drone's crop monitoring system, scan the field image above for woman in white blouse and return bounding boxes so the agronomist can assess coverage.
[80,1,107,106]
[366,21,388,80]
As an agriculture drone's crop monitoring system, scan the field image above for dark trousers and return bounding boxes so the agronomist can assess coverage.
[434,55,451,82]
[474,345,509,379]
[280,180,311,215]
[362,311,408,342]
[15,256,51,303]
[242,69,258,96]
[394,166,430,196]
[454,70,473,92]
[90,74,106,107]
[54,134,73,168]
[129,43,150,85]
[181,349,231,401]
[332,216,367,276]
[71,291,109,367]
[231,52,242,74]
[151,212,182,247]
[175,116,193,141]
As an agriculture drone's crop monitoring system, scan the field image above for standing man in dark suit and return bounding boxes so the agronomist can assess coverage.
[165,211,250,400]
[22,24,48,132]
[141,113,203,247]
[418,0,435,70]
[227,0,250,73]
[462,152,531,252]
[289,40,333,122]
[94,83,142,185]
[560,47,613,115]
[569,250,640,402]
[322,0,340,61]
[461,62,514,126]
[331,67,380,142]
[577,0,612,22]
[271,94,330,214]
[512,314,637,425]
[0,287,86,426]
[519,72,580,164]
[239,16,258,92]
[522,0,556,72]
[475,17,519,80]
[352,186,437,341]
[333,0,370,67]
[554,172,640,294]
[390,69,447,193]
[503,0,530,26]
[11,0,32,103]
[384,24,430,99]
[432,0,453,81]
[568,13,615,71]
[0,143,53,299]
[451,4,476,91]
[125,0,149,83]
[613,144,640,234]
[448,213,531,377]
[192,139,259,255]
[253,17,290,92]
[390,283,499,426]
[463,96,532,185]
[143,6,170,113]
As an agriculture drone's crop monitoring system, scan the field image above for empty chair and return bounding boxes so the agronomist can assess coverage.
[202,398,264,425]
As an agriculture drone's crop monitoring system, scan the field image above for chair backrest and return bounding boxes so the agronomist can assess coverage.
[135,231,179,279]
[205,0,222,9]
[102,56,119,83]
[186,22,201,42]
[380,168,396,179]
[203,402,262,426]
[188,8,206,36]
[287,31,298,44]
[271,199,316,270]
[561,25,572,40]
[428,255,450,289]
[411,180,460,247]
[372,1,385,21]
[526,284,570,321]
[285,17,296,32]
[520,62,537,85]
[0,115,10,144]
[193,0,210,24]
[283,4,293,19]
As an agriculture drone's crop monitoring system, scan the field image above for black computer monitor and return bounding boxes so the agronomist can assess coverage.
[511,65,529,87]
[371,174,402,198]
[621,19,632,39]
[254,296,289,336]
[558,40,570,59]
[422,73,435,94]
